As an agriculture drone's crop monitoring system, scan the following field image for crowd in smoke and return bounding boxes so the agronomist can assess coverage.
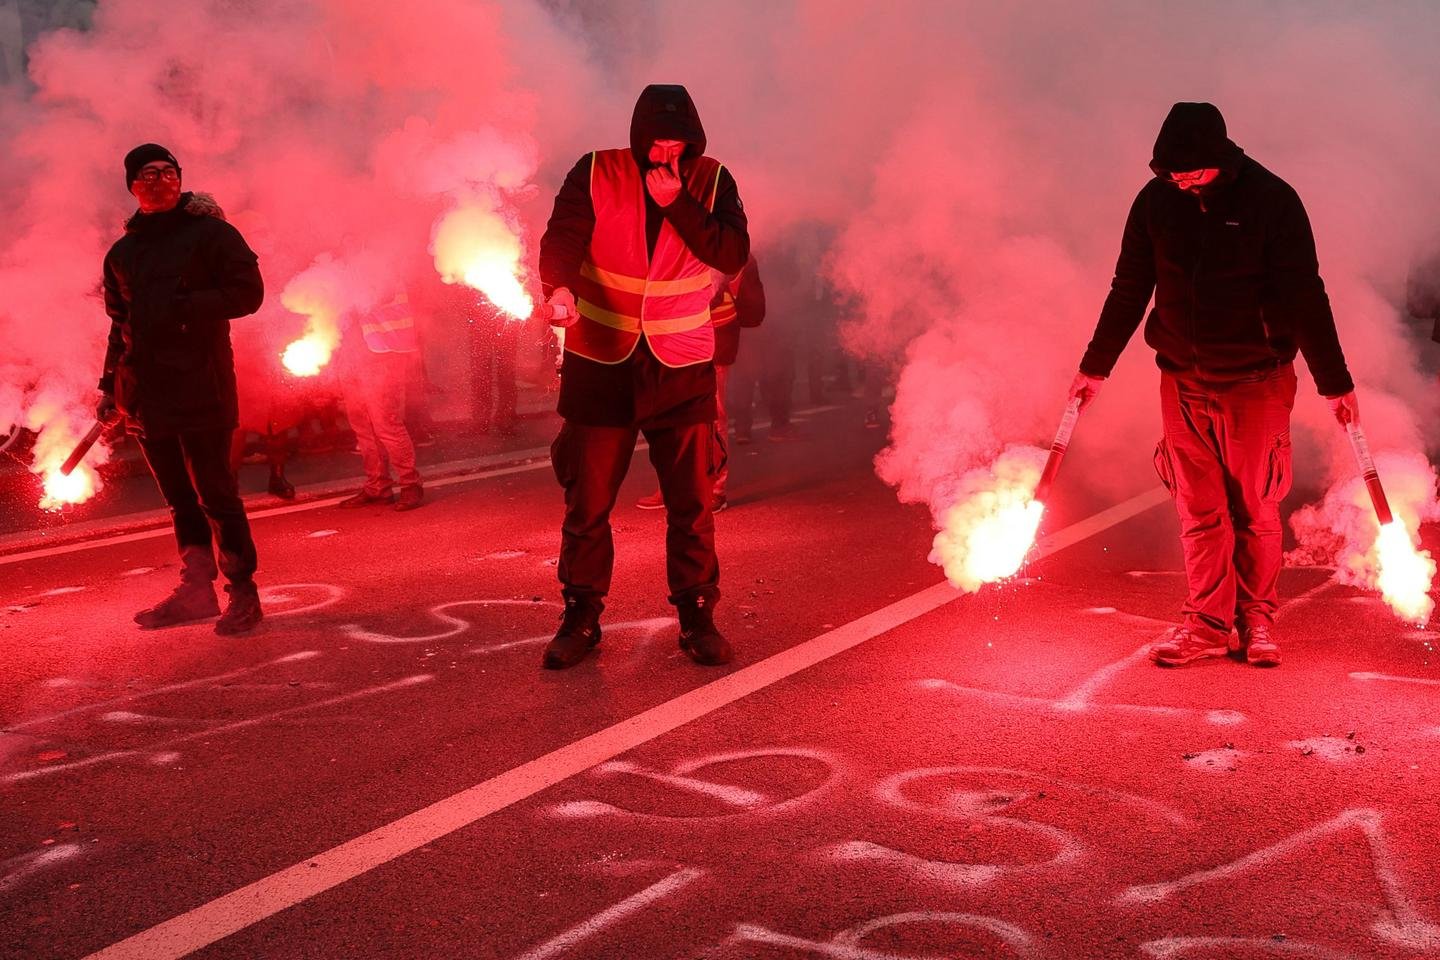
[2,1,1438,606]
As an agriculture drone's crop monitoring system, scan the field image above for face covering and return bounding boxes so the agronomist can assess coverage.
[133,177,181,213]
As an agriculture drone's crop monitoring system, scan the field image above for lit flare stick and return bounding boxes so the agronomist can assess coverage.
[59,419,108,476]
[1033,398,1082,506]
[1344,421,1393,525]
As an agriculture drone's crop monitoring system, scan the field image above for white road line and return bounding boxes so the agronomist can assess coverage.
[80,484,1167,960]
[1349,672,1440,687]
[510,868,705,960]
[0,407,837,569]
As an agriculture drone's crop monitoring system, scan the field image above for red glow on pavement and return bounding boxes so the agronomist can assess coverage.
[431,204,533,319]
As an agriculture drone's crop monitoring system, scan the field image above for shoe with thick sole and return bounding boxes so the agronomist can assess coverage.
[338,490,395,508]
[134,581,221,629]
[215,583,264,636]
[1150,626,1229,667]
[678,600,732,666]
[394,485,425,512]
[542,601,602,670]
[636,490,665,510]
[1237,626,1282,667]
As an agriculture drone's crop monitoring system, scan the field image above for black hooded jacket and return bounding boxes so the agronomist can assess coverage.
[1080,103,1353,397]
[539,84,751,427]
[99,192,264,436]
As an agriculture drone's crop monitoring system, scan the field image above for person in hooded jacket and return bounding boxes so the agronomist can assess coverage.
[1070,103,1360,669]
[97,143,266,635]
[537,84,750,669]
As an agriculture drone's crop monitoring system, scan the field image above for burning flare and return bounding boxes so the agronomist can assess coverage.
[931,446,1047,592]
[281,333,333,377]
[431,203,533,319]
[1373,520,1436,626]
[30,411,104,510]
[279,267,344,378]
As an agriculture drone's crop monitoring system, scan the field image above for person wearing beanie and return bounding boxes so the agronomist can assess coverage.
[97,143,267,635]
[1068,102,1360,669]
[536,84,750,670]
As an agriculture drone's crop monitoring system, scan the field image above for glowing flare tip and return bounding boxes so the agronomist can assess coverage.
[1373,520,1435,626]
[41,464,97,511]
[282,336,332,377]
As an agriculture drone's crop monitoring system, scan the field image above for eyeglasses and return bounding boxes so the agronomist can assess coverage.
[136,167,179,183]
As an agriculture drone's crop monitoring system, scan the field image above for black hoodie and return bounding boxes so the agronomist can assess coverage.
[538,84,751,427]
[1081,102,1353,397]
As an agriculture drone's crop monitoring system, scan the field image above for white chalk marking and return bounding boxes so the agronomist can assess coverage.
[4,675,432,784]
[78,486,1166,960]
[1350,672,1440,688]
[1083,606,1118,614]
[877,765,1189,828]
[40,586,85,596]
[1054,643,1154,710]
[1288,737,1361,762]
[1119,808,1440,950]
[259,583,345,618]
[121,567,155,577]
[732,911,1038,960]
[827,840,1001,886]
[305,529,338,539]
[342,598,558,645]
[470,616,671,655]
[5,651,322,732]
[481,550,528,560]
[595,760,768,808]
[924,676,1241,725]
[101,711,207,727]
[0,843,84,895]
[1141,936,1360,959]
[509,868,704,960]
[0,405,839,568]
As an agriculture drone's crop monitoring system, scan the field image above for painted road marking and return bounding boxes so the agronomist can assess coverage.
[1350,671,1440,687]
[80,484,1168,960]
[0,407,837,569]
[5,675,434,785]
[510,868,705,960]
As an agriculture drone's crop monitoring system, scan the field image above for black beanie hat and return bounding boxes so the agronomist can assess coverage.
[123,143,180,188]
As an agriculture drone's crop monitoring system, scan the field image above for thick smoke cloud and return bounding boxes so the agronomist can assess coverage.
[2,1,1438,583]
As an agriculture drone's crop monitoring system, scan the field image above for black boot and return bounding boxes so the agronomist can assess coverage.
[542,597,603,670]
[215,581,264,636]
[135,548,220,629]
[678,595,731,666]
[267,468,296,500]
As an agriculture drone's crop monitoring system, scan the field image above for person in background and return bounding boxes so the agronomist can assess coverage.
[97,143,265,635]
[638,253,765,513]
[536,84,749,670]
[1070,102,1359,670]
[336,291,425,512]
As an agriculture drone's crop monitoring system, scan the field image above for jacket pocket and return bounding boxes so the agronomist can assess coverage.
[1262,432,1293,503]
[1153,439,1177,496]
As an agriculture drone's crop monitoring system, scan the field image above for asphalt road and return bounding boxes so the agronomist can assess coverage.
[1,404,1437,960]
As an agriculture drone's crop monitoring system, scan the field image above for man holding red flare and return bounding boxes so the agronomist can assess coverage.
[1070,103,1359,668]
[536,84,750,670]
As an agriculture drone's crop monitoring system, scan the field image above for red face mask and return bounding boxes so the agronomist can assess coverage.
[132,177,181,213]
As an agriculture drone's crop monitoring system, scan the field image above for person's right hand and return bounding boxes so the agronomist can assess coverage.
[96,392,117,421]
[541,287,579,328]
[1068,371,1106,411]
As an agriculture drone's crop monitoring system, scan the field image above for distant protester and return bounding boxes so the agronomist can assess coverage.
[97,143,266,635]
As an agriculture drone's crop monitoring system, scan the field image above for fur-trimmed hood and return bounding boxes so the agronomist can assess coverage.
[124,191,226,232]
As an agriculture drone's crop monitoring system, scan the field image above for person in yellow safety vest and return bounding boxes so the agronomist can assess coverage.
[636,254,765,512]
[336,291,425,512]
[537,84,751,670]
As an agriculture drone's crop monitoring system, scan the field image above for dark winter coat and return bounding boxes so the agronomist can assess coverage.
[714,254,766,367]
[539,84,750,428]
[1081,103,1354,397]
[99,192,264,436]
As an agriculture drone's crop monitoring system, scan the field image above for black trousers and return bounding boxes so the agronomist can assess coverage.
[729,341,794,433]
[470,312,519,427]
[551,420,719,606]
[138,429,258,584]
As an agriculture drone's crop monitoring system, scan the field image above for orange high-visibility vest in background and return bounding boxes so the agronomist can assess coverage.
[569,149,724,367]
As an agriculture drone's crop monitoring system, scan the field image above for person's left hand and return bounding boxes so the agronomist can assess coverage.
[645,158,682,207]
[1326,390,1360,426]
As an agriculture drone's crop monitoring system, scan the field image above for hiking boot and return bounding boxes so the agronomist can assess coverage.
[394,485,425,512]
[711,493,728,514]
[542,598,603,670]
[678,596,731,666]
[215,582,263,636]
[268,470,296,500]
[1237,624,1281,667]
[338,490,394,508]
[134,579,220,629]
[134,547,219,629]
[636,489,665,510]
[1149,626,1229,667]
